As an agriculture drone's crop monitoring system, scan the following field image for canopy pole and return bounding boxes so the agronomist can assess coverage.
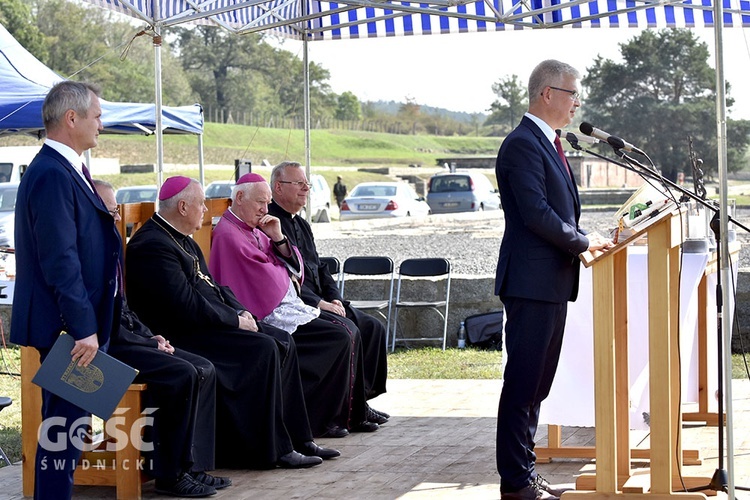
[302,2,312,222]
[198,133,205,186]
[712,1,734,497]
[153,0,164,188]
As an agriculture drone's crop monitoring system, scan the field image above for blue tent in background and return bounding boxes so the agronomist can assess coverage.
[0,23,203,137]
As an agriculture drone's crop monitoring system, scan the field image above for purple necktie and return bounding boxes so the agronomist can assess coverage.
[554,135,573,179]
[82,163,123,293]
[81,163,105,204]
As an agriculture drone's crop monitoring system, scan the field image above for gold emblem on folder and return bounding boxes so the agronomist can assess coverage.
[60,360,104,393]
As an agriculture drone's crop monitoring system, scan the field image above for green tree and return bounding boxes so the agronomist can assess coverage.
[335,91,362,121]
[174,26,335,122]
[582,28,750,181]
[33,0,193,104]
[0,0,47,61]
[485,75,527,135]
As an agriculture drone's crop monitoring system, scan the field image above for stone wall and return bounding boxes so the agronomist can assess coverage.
[342,275,500,348]
[4,271,746,352]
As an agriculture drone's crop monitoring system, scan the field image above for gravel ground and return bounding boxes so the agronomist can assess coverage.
[313,207,750,276]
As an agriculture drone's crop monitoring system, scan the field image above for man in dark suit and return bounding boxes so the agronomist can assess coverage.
[494,60,612,500]
[94,179,227,497]
[10,81,121,499]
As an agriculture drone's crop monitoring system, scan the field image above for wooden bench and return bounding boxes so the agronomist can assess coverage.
[20,197,230,499]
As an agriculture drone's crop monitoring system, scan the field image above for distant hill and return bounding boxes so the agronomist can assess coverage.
[365,100,488,124]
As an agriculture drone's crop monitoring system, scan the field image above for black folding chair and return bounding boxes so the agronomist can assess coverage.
[390,258,451,351]
[0,396,13,466]
[340,256,395,346]
[318,257,341,290]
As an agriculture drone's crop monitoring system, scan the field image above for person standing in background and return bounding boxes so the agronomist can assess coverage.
[493,60,612,500]
[10,81,121,499]
[333,175,347,209]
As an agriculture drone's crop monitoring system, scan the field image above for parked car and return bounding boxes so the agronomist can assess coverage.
[205,180,235,199]
[304,173,331,222]
[0,182,19,248]
[426,171,500,214]
[115,185,157,205]
[339,182,430,221]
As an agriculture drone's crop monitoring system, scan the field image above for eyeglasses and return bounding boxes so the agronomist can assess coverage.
[108,207,120,217]
[278,180,312,189]
[548,86,581,101]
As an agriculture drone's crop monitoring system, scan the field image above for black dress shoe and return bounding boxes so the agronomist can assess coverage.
[500,484,557,500]
[318,425,349,438]
[350,420,379,432]
[365,405,388,425]
[189,471,232,489]
[298,441,341,459]
[155,472,217,497]
[277,450,323,468]
[369,406,390,420]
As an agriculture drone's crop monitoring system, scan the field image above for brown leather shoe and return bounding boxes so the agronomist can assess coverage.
[533,475,573,497]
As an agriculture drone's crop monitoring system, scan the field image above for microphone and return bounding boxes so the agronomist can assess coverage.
[579,122,645,154]
[565,131,599,146]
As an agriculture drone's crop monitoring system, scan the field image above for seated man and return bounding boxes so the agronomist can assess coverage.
[209,173,378,437]
[125,176,338,469]
[268,161,389,422]
[95,180,227,497]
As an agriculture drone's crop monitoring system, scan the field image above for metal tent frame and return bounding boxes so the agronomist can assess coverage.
[76,1,745,495]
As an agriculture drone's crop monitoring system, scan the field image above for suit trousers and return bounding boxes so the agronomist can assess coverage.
[496,297,567,492]
[34,348,90,500]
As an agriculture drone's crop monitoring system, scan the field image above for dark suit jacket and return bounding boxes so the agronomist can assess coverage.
[494,116,588,303]
[11,144,121,348]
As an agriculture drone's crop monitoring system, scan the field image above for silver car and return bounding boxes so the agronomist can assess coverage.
[427,172,500,214]
[339,182,430,221]
[0,182,18,248]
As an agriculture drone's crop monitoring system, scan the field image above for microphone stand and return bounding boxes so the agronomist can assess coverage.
[570,139,749,497]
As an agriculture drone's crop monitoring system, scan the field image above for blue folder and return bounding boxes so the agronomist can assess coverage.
[32,333,138,420]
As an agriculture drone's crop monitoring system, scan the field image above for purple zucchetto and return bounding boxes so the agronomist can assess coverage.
[236,173,266,185]
[159,175,192,200]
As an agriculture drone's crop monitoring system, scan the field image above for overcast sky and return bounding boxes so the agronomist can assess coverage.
[273,27,750,121]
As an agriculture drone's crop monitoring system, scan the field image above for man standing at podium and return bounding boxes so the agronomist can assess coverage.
[494,59,612,500]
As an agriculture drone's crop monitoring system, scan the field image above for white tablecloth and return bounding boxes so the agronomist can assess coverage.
[538,246,722,430]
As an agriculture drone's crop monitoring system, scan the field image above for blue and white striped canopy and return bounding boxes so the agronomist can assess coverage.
[83,0,750,40]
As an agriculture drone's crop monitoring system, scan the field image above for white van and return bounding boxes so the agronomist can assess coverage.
[0,146,39,182]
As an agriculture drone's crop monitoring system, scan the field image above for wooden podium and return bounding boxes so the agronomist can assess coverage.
[563,208,710,499]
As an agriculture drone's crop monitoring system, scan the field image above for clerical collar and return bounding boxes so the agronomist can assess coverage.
[154,212,190,238]
[270,200,294,219]
[226,207,253,229]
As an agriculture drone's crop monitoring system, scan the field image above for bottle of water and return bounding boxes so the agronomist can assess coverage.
[457,321,466,349]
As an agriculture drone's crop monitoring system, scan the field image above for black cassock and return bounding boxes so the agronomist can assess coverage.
[125,215,314,469]
[108,300,216,479]
[269,200,388,400]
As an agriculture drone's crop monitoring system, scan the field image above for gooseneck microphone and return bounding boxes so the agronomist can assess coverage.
[565,131,599,146]
[579,122,645,155]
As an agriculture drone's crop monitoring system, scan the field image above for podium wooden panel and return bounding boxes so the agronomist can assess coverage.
[562,210,709,499]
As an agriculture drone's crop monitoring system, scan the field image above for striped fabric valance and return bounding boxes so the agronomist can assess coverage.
[83,0,750,39]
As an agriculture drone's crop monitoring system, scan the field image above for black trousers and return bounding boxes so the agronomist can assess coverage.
[496,296,567,492]
[345,304,388,400]
[108,345,216,480]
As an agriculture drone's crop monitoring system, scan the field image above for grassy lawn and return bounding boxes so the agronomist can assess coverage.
[1,345,749,469]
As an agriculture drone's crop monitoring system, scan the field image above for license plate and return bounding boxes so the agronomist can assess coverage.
[358,204,379,210]
[442,202,459,207]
